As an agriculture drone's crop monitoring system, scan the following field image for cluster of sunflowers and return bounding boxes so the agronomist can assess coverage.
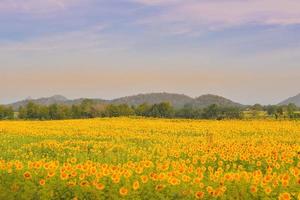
[0,118,299,199]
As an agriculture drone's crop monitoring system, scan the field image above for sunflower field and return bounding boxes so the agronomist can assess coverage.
[0,118,299,200]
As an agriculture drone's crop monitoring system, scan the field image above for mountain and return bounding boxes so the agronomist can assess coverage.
[63,98,108,106]
[278,93,300,106]
[111,92,194,108]
[192,94,243,108]
[8,95,107,110]
[7,93,244,110]
[9,95,69,110]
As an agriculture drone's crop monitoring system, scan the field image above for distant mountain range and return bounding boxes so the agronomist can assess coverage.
[5,92,300,110]
[7,95,108,110]
[112,93,243,108]
[278,93,300,107]
[6,93,243,110]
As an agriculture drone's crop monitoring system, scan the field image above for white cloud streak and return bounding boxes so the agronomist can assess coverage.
[0,25,107,52]
[134,0,300,29]
[0,0,83,13]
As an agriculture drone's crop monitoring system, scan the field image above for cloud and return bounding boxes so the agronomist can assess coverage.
[132,0,179,6]
[0,25,109,52]
[0,0,84,14]
[134,0,300,30]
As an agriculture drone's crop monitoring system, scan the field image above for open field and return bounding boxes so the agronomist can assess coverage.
[0,118,299,199]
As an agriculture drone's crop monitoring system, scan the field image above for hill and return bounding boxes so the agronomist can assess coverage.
[192,94,243,108]
[111,93,194,108]
[63,98,108,106]
[7,93,244,110]
[9,95,69,110]
[278,93,300,106]
[8,95,107,110]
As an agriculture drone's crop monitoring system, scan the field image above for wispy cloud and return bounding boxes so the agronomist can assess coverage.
[134,0,300,31]
[0,25,110,52]
[132,0,179,6]
[0,0,84,14]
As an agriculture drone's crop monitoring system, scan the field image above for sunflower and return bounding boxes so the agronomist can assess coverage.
[95,183,105,190]
[169,177,180,186]
[132,181,140,191]
[60,172,68,180]
[119,187,128,196]
[47,171,55,178]
[23,171,31,180]
[264,186,272,195]
[195,191,204,199]
[155,184,165,192]
[279,192,291,200]
[79,180,89,187]
[15,164,23,170]
[250,185,257,194]
[67,181,76,187]
[70,157,77,164]
[39,179,46,186]
[141,175,148,183]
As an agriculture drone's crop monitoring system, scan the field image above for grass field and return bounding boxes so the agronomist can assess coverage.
[0,118,299,200]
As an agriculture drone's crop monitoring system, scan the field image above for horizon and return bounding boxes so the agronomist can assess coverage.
[1,0,300,105]
[2,91,299,106]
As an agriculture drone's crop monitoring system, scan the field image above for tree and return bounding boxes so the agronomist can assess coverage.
[71,105,81,118]
[0,106,14,119]
[90,104,105,118]
[49,104,70,120]
[118,104,134,116]
[80,99,94,118]
[175,104,193,118]
[148,102,174,118]
[135,103,151,116]
[18,106,27,119]
[38,106,50,120]
[203,104,220,119]
[175,104,202,119]
[49,104,59,119]
[0,106,4,119]
[105,104,120,117]
[59,105,71,119]
[252,104,263,111]
[265,105,278,116]
[250,104,263,118]
[3,106,14,119]
[104,104,134,117]
[287,103,297,118]
[276,106,285,118]
[25,102,39,119]
[220,107,242,119]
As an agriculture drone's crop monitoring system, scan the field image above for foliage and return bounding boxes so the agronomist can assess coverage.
[0,118,299,199]
[1,100,300,121]
[0,105,14,119]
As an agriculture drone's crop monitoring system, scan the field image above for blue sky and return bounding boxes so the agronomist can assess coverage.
[1,0,300,104]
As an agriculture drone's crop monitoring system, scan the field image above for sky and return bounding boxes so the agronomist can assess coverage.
[1,0,300,105]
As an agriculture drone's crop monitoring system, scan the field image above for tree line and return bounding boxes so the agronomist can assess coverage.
[0,100,299,120]
[248,103,300,119]
[0,105,14,120]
